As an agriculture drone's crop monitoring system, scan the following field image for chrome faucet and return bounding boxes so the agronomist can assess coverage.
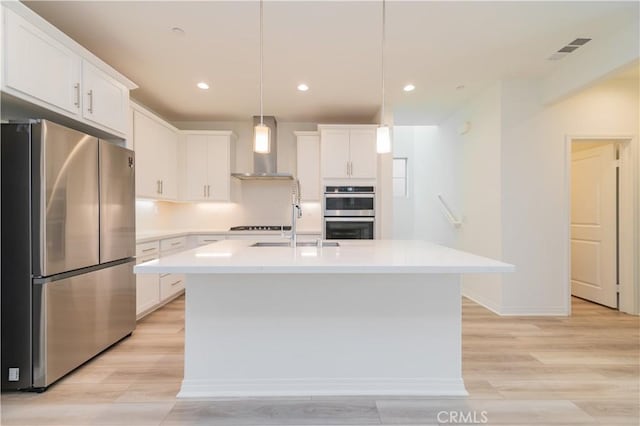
[290,179,302,247]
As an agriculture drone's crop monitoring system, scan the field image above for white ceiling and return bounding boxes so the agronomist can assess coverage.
[24,1,639,125]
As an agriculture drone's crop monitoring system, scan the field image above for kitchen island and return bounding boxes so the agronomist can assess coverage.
[135,239,513,397]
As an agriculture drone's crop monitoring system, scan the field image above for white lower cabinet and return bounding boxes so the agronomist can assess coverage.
[160,273,185,300]
[136,263,160,316]
[192,234,226,247]
[135,236,188,319]
[135,241,160,317]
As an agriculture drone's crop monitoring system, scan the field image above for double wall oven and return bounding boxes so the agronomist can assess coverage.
[323,186,375,240]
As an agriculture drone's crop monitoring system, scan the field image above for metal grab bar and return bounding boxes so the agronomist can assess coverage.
[437,194,462,228]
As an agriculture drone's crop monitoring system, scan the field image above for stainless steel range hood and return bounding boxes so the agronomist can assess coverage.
[231,116,293,181]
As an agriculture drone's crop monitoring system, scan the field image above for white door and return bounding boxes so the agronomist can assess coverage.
[158,124,178,200]
[4,8,81,115]
[82,60,128,134]
[349,129,377,179]
[320,129,350,178]
[207,135,230,201]
[133,110,162,198]
[185,135,209,201]
[136,254,160,316]
[571,144,617,308]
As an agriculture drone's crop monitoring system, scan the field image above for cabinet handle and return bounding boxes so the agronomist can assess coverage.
[170,280,182,286]
[346,162,349,176]
[160,180,163,194]
[87,89,94,114]
[157,180,161,194]
[171,242,181,246]
[207,185,211,197]
[74,83,80,108]
[350,161,353,176]
[142,248,156,253]
[204,185,207,197]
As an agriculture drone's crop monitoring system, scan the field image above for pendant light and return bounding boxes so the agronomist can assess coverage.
[376,0,391,154]
[254,0,270,153]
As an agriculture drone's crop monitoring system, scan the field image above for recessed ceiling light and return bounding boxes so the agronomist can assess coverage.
[297,83,309,92]
[197,82,209,90]
[171,27,185,36]
[403,84,415,92]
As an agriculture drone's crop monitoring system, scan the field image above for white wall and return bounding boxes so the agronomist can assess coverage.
[435,75,638,315]
[439,83,505,312]
[392,126,416,239]
[391,125,459,247]
[500,76,639,315]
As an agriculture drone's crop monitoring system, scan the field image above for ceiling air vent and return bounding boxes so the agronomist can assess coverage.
[547,38,592,61]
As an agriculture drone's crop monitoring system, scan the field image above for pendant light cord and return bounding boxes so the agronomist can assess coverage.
[260,0,264,125]
[381,0,386,126]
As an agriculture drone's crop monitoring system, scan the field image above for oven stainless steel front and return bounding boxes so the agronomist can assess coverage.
[324,217,375,240]
[323,186,375,240]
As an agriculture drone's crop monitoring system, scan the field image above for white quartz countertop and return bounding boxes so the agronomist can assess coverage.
[136,229,322,243]
[134,239,515,274]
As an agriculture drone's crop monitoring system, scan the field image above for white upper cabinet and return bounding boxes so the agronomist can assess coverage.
[3,8,81,115]
[295,131,320,201]
[81,60,129,134]
[184,134,209,200]
[133,106,179,200]
[183,132,234,202]
[1,4,135,137]
[348,128,378,179]
[320,126,377,180]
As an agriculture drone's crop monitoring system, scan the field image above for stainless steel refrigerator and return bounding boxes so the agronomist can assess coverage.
[1,120,136,391]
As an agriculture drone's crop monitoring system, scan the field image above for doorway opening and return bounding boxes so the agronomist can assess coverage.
[568,137,636,314]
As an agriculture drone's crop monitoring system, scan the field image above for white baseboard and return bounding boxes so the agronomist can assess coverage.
[462,289,502,315]
[499,305,569,316]
[178,378,469,398]
[462,290,569,316]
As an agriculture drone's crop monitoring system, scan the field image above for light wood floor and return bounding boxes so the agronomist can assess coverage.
[1,296,638,425]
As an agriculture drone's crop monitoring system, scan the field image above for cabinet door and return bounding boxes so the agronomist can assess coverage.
[81,60,128,134]
[136,254,160,316]
[158,124,178,200]
[3,8,81,115]
[160,273,185,301]
[320,129,350,179]
[296,134,320,200]
[133,110,162,198]
[207,135,230,201]
[349,128,377,179]
[185,135,209,201]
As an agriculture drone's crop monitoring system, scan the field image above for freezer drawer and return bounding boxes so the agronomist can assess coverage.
[32,260,135,388]
[100,141,136,263]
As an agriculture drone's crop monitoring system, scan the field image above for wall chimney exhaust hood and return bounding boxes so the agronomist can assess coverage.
[231,116,294,180]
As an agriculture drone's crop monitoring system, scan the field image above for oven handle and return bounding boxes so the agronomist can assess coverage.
[324,217,375,222]
[324,210,375,217]
[324,193,374,198]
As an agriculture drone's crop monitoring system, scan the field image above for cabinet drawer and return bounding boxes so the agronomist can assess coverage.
[136,241,159,258]
[160,273,184,300]
[195,235,224,246]
[160,236,187,253]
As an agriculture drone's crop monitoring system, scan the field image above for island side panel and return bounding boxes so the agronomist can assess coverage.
[179,273,465,397]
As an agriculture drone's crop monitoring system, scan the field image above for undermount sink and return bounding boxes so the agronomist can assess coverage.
[251,241,339,248]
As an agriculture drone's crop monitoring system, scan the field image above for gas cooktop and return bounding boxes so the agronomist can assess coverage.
[229,225,292,231]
